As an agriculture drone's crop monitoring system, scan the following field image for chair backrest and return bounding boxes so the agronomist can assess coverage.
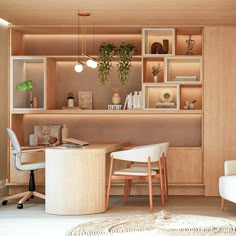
[7,128,21,154]
[159,142,169,157]
[111,145,161,163]
[224,160,236,176]
[133,142,169,157]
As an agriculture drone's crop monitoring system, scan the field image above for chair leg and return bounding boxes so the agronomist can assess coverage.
[1,191,30,202]
[159,159,165,206]
[127,180,132,197]
[163,157,168,201]
[124,180,129,204]
[105,157,114,210]
[124,180,132,204]
[33,191,45,200]
[18,192,33,204]
[221,198,225,211]
[148,158,153,211]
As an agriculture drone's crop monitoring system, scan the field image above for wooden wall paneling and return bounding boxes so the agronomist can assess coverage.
[23,114,202,147]
[0,23,9,182]
[204,27,236,196]
[10,29,24,55]
[46,58,57,109]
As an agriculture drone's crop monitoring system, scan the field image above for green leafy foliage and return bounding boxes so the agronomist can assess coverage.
[117,42,136,86]
[16,80,32,91]
[98,43,117,85]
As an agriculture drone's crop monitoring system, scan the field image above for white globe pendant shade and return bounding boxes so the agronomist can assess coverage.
[74,63,83,73]
[86,59,98,69]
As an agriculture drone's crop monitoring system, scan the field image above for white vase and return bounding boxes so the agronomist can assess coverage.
[189,103,195,109]
[154,75,158,82]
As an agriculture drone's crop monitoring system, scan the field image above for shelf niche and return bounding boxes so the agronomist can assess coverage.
[11,58,45,109]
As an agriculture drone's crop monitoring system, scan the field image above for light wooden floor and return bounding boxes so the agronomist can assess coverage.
[0,195,236,236]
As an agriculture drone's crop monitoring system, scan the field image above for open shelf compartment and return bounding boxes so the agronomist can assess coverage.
[143,84,180,110]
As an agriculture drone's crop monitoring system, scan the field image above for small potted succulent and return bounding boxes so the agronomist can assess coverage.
[152,63,161,82]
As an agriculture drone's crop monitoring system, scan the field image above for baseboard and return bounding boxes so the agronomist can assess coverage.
[110,183,205,196]
[0,179,8,197]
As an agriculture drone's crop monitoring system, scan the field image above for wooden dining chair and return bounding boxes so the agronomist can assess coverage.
[106,145,164,211]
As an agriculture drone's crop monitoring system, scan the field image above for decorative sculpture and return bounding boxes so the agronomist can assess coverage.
[186,35,195,55]
[151,39,169,54]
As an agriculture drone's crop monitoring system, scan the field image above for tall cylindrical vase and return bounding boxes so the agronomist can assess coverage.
[154,75,158,82]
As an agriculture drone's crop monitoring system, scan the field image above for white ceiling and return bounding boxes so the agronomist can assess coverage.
[0,0,235,34]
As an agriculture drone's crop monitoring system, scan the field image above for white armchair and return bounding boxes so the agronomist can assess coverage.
[219,160,236,210]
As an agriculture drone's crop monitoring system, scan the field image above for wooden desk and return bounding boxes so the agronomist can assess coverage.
[45,143,124,215]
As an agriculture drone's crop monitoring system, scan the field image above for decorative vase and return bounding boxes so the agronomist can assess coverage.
[154,75,158,82]
[112,92,121,105]
[189,103,195,109]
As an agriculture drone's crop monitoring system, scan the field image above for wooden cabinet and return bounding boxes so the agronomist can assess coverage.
[8,26,204,196]
[204,27,236,196]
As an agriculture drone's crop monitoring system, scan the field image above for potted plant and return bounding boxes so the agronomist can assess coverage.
[117,42,136,86]
[152,63,161,82]
[16,80,33,108]
[98,43,117,85]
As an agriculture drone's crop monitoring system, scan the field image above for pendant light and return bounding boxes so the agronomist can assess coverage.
[74,10,97,73]
[74,11,85,73]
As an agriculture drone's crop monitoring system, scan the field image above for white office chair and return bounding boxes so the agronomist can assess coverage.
[219,160,236,210]
[106,145,164,211]
[1,128,45,209]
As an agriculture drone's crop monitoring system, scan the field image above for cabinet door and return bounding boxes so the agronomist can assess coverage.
[204,27,236,196]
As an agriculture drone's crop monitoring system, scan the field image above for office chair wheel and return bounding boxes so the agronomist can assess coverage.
[2,200,8,206]
[17,203,23,209]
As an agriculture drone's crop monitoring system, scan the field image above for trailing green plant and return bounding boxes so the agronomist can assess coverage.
[117,42,136,86]
[98,43,117,85]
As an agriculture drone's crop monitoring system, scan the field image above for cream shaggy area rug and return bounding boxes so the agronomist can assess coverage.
[66,211,236,236]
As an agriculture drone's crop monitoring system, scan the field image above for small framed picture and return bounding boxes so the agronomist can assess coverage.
[78,91,92,109]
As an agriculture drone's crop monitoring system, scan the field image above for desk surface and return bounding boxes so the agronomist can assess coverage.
[45,142,125,215]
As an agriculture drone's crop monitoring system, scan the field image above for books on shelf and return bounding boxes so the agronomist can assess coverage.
[173,76,197,81]
[156,102,176,108]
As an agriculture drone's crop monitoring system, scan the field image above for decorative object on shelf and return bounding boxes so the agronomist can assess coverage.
[132,91,138,109]
[152,63,161,82]
[98,43,117,85]
[48,137,58,146]
[189,100,197,109]
[29,134,38,146]
[61,124,69,144]
[107,104,123,110]
[173,75,197,82]
[186,35,195,55]
[157,88,176,108]
[74,10,97,73]
[16,80,33,108]
[123,91,142,110]
[67,92,75,107]
[78,91,92,109]
[117,42,136,86]
[34,125,61,145]
[111,88,121,105]
[33,96,39,108]
[160,89,174,103]
[151,39,169,54]
[184,100,190,110]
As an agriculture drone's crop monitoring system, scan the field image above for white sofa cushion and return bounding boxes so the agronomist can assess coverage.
[219,175,236,203]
